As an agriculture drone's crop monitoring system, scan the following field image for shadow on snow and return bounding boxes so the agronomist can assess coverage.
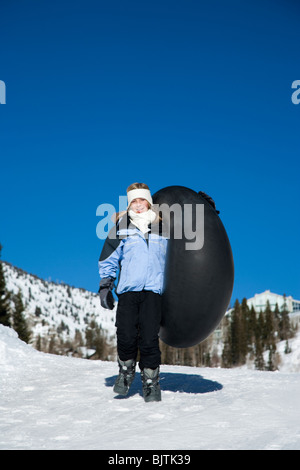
[105,371,223,399]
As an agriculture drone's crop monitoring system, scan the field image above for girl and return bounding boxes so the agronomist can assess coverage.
[98,183,167,402]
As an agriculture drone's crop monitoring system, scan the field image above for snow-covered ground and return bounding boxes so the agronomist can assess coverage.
[1,324,300,450]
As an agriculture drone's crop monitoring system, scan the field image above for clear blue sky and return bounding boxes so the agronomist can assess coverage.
[1,0,299,306]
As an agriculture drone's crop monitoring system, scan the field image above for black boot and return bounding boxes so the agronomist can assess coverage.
[113,358,136,396]
[141,367,161,402]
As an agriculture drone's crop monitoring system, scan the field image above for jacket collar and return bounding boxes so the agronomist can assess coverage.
[116,212,165,238]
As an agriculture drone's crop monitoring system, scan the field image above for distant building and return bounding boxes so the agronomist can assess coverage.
[213,290,300,340]
[221,290,300,333]
[246,290,300,314]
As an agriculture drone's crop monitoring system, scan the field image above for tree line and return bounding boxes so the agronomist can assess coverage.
[160,297,296,371]
[1,244,297,369]
[0,245,31,343]
[221,297,295,371]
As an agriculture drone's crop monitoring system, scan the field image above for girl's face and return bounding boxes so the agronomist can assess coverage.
[130,198,149,214]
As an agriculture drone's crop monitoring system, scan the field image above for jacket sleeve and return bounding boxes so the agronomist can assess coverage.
[98,232,123,281]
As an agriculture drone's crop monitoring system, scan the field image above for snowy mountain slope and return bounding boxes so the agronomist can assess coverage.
[1,324,300,450]
[274,333,300,372]
[2,261,116,346]
[2,261,300,371]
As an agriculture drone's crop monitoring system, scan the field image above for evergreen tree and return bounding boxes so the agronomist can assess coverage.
[0,245,11,327]
[278,295,292,341]
[227,299,248,366]
[240,298,249,359]
[221,299,246,367]
[230,299,241,365]
[273,303,280,334]
[221,314,232,367]
[35,306,42,317]
[256,311,265,349]
[254,335,265,370]
[12,290,31,343]
[284,340,292,354]
[85,318,109,360]
[266,344,278,371]
[221,337,232,368]
[247,306,257,356]
[264,300,276,352]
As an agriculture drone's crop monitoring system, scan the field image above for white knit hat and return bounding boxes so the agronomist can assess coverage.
[127,188,153,208]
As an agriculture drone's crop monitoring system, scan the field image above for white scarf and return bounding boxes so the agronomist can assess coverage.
[128,209,157,234]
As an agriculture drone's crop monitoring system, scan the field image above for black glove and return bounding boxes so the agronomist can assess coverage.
[99,278,115,310]
[198,191,220,214]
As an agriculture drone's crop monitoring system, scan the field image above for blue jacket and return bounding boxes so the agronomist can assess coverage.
[98,214,168,295]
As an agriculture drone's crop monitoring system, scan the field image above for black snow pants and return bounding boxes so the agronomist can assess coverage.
[115,290,162,370]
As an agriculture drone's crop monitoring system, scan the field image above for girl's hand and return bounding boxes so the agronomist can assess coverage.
[99,278,115,310]
[99,288,115,310]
